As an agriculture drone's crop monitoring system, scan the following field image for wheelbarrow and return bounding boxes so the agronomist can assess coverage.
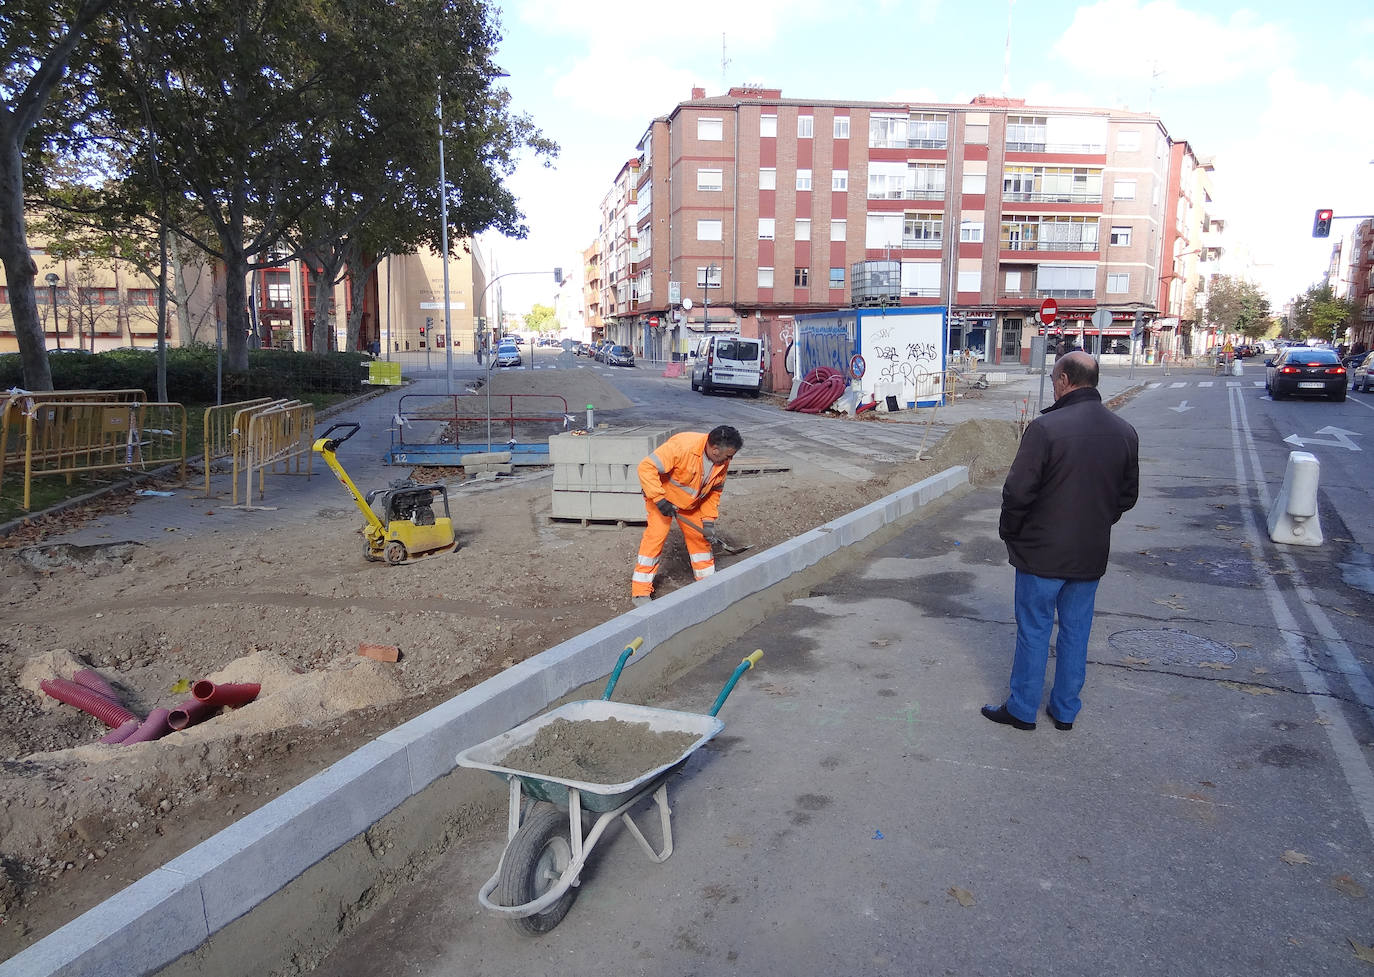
[455,640,762,935]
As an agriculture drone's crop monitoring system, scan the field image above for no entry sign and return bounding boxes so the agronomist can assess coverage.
[1040,298,1058,325]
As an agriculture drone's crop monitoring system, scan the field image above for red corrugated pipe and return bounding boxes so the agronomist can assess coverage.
[785,367,847,414]
[192,681,261,708]
[72,668,121,702]
[122,708,172,744]
[40,678,138,728]
[100,718,141,744]
[168,698,218,731]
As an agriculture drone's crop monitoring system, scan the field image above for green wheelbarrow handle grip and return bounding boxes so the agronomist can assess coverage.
[709,650,763,716]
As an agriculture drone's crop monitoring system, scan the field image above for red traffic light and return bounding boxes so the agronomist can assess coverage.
[1313,208,1334,238]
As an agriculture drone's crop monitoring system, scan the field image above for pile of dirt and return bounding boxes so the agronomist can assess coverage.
[0,417,1020,957]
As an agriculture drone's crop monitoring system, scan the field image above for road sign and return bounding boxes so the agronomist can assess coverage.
[668,281,681,304]
[1040,298,1058,324]
[1091,308,1113,331]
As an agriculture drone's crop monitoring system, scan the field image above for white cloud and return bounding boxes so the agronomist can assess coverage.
[1054,0,1284,87]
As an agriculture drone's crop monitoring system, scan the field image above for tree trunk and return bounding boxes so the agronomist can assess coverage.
[220,248,250,372]
[311,262,344,352]
[169,234,194,345]
[0,133,53,391]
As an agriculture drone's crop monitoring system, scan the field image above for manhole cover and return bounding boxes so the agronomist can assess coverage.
[1108,628,1238,666]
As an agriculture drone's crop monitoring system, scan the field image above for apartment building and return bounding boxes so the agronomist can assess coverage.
[604,86,1213,383]
[1343,219,1373,351]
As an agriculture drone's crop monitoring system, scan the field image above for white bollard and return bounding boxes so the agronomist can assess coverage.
[1267,451,1323,546]
[1231,357,1244,377]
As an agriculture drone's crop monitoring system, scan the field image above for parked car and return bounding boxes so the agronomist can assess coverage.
[495,341,522,367]
[690,334,763,397]
[593,341,614,362]
[605,344,635,367]
[1264,347,1346,401]
[1350,351,1374,393]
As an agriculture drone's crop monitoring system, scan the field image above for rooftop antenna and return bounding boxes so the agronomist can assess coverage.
[1147,60,1163,112]
[721,33,731,91]
[1002,0,1014,96]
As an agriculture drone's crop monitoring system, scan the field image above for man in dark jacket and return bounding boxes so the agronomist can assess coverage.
[982,351,1139,731]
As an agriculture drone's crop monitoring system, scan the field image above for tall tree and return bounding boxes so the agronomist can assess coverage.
[1288,281,1354,343]
[0,0,117,391]
[524,303,555,334]
[1205,275,1271,340]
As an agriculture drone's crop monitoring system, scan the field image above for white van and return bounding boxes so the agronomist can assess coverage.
[689,334,763,397]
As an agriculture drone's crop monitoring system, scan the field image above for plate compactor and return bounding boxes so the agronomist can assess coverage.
[313,423,457,565]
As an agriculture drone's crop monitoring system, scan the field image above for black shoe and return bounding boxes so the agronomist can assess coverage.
[981,703,1036,731]
[1046,707,1074,731]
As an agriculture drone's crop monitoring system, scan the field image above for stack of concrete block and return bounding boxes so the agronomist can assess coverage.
[550,426,679,522]
[460,451,513,480]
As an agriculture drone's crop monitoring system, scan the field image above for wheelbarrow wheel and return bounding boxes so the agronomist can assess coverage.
[498,806,577,935]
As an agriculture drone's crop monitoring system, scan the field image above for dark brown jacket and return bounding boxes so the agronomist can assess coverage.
[999,387,1139,580]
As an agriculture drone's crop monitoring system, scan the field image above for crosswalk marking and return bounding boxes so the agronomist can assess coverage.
[1197,381,1213,387]
[1170,382,1187,388]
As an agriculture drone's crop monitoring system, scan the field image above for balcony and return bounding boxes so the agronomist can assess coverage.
[1006,142,1106,154]
[1002,191,1103,204]
[999,239,1099,253]
[999,287,1096,301]
[867,188,907,201]
[902,188,946,201]
[907,137,948,150]
[901,236,943,250]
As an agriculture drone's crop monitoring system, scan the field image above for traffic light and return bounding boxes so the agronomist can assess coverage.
[1313,209,1333,238]
[553,267,563,285]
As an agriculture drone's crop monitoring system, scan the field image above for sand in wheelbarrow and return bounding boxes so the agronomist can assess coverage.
[498,717,699,786]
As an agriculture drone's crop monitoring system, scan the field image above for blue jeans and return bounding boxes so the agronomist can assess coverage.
[1005,571,1100,724]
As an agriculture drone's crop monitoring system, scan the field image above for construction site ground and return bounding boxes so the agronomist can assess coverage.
[0,361,1033,961]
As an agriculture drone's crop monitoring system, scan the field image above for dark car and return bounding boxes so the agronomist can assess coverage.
[605,344,635,367]
[1265,347,1347,401]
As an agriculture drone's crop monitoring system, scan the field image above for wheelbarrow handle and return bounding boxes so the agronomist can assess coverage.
[601,637,644,701]
[709,649,763,717]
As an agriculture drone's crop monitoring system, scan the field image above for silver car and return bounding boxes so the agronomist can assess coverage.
[495,342,522,367]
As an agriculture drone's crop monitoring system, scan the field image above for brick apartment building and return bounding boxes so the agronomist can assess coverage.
[597,86,1219,387]
[1343,219,1374,352]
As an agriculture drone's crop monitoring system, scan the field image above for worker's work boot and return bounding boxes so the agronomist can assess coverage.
[632,595,651,607]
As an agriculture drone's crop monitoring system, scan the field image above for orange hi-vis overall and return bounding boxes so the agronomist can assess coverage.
[632,432,731,598]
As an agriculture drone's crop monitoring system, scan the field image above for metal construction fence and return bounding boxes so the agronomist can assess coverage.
[231,400,316,506]
[199,398,277,497]
[6,399,187,510]
[385,392,571,466]
[1,388,147,497]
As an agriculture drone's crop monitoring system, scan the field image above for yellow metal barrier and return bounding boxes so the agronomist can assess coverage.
[201,398,276,496]
[1,389,146,496]
[367,361,402,386]
[16,401,187,511]
[231,401,316,506]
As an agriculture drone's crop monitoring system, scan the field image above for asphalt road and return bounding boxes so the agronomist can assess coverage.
[312,362,1374,976]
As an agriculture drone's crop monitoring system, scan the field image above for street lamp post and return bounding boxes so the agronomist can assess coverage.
[45,273,60,351]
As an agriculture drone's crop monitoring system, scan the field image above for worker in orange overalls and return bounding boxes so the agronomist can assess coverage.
[632,425,744,604]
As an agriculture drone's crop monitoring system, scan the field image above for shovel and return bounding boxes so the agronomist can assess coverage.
[673,511,751,555]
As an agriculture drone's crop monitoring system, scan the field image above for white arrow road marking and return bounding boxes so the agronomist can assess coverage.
[1170,400,1194,413]
[1284,426,1363,451]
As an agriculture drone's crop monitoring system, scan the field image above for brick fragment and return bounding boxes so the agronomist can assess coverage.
[358,643,401,663]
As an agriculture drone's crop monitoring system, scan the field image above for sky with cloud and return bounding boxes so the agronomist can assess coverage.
[482,0,1374,316]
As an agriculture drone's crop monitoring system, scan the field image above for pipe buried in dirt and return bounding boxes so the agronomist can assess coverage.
[99,718,141,745]
[40,678,138,728]
[72,668,121,702]
[192,681,261,708]
[168,698,218,731]
[122,708,172,744]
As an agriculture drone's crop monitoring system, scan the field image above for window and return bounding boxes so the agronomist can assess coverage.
[698,117,723,141]
[696,266,723,288]
[795,218,811,241]
[797,115,814,138]
[697,168,723,191]
[1036,264,1096,298]
[794,267,809,287]
[796,169,812,191]
[758,267,775,288]
[77,287,120,306]
[758,218,775,240]
[833,116,850,139]
[965,123,989,145]
[126,288,158,307]
[1110,225,1132,246]
[829,267,845,288]
[1107,273,1130,293]
[1005,271,1022,292]
[900,261,942,297]
[910,112,948,148]
[1007,115,1047,151]
[903,214,942,248]
[960,222,984,243]
[869,113,908,148]
[1000,216,1099,251]
[865,213,902,248]
[962,172,987,194]
[1117,130,1140,152]
[264,271,291,307]
[829,219,846,242]
[832,170,848,191]
[1113,179,1136,200]
[760,114,777,138]
[697,219,722,241]
[867,161,907,199]
[759,168,776,190]
[907,163,945,198]
[957,269,982,292]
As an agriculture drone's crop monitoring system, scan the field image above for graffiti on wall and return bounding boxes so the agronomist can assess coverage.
[795,316,854,379]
